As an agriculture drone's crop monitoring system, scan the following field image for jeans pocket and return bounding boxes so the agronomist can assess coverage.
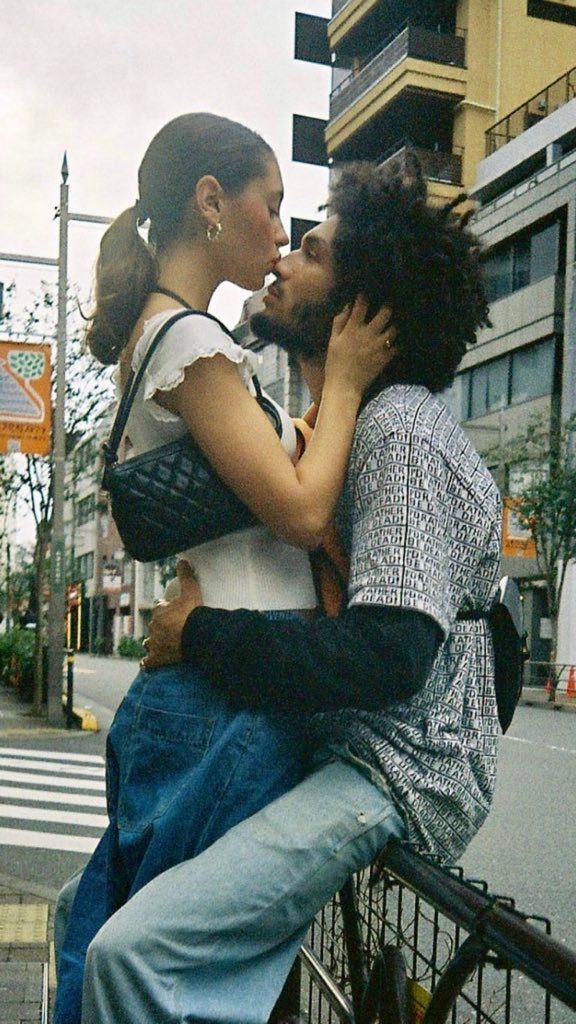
[118,705,216,832]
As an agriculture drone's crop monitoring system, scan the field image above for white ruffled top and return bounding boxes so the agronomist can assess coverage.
[122,310,317,611]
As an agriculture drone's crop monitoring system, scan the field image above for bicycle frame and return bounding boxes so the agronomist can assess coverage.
[277,840,576,1023]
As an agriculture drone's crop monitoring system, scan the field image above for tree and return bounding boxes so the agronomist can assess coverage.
[0,284,114,713]
[505,415,576,700]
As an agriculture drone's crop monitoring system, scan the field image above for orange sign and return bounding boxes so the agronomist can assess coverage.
[0,340,52,455]
[502,497,537,558]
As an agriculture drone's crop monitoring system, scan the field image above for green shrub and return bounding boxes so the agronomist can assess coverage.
[92,636,107,656]
[117,634,145,659]
[0,628,37,699]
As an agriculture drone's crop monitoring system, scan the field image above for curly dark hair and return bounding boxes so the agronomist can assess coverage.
[328,156,491,393]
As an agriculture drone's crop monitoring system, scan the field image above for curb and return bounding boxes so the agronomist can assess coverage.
[520,688,576,712]
[0,872,59,904]
[60,695,100,731]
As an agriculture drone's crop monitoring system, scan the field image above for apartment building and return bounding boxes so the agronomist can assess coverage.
[322,0,576,200]
[64,408,164,653]
[290,2,576,669]
[460,87,576,673]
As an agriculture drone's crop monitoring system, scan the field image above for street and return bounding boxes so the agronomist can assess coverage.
[0,659,574,1018]
[0,653,135,890]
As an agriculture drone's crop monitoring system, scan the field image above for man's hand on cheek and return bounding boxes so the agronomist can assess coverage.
[141,561,204,670]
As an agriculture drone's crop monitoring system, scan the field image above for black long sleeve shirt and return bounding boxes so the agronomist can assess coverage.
[181,604,443,714]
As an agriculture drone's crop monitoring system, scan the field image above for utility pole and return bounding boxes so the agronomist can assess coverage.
[45,155,69,724]
[46,156,112,724]
[2,156,112,724]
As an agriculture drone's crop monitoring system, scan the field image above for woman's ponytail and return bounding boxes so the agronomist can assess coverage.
[86,206,158,365]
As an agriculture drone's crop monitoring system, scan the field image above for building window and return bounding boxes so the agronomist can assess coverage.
[76,493,95,527]
[510,338,555,404]
[75,441,95,476]
[530,221,560,283]
[483,217,561,303]
[456,338,556,419]
[469,356,510,418]
[75,551,94,582]
[486,357,509,412]
[443,373,470,420]
[483,247,513,303]
[508,460,548,497]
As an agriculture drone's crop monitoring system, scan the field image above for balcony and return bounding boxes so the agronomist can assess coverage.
[378,141,463,186]
[330,22,465,121]
[486,65,576,156]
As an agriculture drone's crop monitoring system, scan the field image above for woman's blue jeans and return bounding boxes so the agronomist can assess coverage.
[54,622,310,1024]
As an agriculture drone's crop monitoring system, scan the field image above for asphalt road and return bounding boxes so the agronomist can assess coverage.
[0,653,136,890]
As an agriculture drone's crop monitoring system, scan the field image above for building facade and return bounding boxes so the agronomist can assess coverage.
[324,0,576,201]
[460,89,576,678]
[291,1,576,679]
[64,407,165,653]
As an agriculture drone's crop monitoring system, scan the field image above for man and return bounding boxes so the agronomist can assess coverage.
[82,159,502,1024]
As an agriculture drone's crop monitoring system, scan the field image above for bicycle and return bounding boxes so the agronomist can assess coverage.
[271,840,576,1023]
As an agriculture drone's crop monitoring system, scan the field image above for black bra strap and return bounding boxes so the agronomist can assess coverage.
[151,287,193,307]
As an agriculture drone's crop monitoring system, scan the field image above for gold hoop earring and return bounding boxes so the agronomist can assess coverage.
[206,222,222,242]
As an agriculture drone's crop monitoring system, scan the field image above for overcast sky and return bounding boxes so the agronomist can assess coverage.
[0,0,331,328]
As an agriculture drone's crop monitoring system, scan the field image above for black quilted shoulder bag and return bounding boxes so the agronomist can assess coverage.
[101,309,281,563]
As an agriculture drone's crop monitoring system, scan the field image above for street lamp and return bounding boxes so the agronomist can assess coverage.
[46,155,112,725]
[1,155,111,724]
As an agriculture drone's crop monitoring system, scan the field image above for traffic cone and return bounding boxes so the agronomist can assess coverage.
[545,676,555,701]
[567,666,576,699]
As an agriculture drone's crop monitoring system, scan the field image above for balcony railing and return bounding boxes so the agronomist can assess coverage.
[486,64,576,156]
[330,22,465,121]
[378,140,463,186]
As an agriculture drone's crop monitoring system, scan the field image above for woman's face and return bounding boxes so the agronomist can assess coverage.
[220,156,289,291]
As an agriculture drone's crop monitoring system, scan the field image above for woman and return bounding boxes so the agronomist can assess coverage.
[54,113,393,1024]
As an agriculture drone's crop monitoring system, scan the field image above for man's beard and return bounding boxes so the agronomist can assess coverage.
[251,299,339,362]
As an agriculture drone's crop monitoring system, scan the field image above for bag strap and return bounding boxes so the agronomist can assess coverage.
[102,309,245,466]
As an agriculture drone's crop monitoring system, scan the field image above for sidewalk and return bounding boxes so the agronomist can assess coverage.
[0,874,57,1024]
[0,684,84,1023]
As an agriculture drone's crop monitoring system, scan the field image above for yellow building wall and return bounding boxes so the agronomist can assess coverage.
[498,0,576,121]
[328,0,380,50]
[453,0,498,188]
[455,0,576,188]
[327,0,576,191]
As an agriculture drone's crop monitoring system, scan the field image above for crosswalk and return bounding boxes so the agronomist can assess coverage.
[0,746,108,854]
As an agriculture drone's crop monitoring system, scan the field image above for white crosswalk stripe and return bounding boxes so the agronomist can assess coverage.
[0,747,108,853]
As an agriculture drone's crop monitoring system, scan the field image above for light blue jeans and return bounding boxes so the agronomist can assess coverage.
[81,758,406,1024]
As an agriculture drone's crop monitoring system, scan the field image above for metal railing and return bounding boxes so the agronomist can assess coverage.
[486,65,576,156]
[377,139,463,185]
[290,841,576,1023]
[330,22,465,120]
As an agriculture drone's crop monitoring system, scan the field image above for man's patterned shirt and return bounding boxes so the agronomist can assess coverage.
[313,385,502,863]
